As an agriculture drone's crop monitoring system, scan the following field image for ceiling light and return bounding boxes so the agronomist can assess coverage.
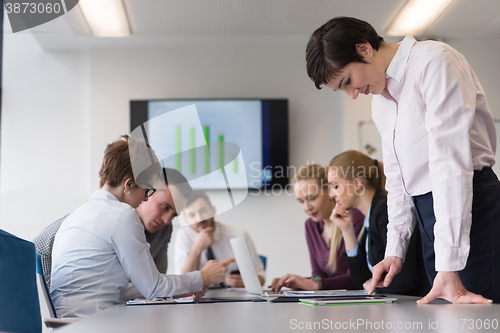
[387,0,454,36]
[79,0,131,37]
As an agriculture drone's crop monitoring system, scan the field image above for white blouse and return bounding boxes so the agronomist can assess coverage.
[373,36,496,272]
[51,190,203,317]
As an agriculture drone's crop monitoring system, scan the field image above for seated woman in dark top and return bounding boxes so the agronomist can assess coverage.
[270,164,364,291]
[328,150,430,296]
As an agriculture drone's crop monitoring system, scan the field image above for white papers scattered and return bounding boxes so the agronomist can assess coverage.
[126,295,196,305]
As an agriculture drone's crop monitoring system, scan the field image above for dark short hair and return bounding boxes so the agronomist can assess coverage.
[185,190,212,209]
[306,17,384,89]
[162,168,193,200]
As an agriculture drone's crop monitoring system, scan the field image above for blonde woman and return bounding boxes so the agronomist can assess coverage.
[328,150,429,295]
[270,164,363,291]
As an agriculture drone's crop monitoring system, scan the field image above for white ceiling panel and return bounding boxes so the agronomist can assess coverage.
[64,4,92,37]
[19,0,500,50]
[426,0,500,38]
[119,0,406,36]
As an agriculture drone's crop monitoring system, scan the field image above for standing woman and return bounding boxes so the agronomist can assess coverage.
[271,164,363,291]
[306,17,499,303]
[329,150,429,295]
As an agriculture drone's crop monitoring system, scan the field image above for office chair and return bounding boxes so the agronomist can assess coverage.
[259,255,267,271]
[33,214,68,290]
[35,253,78,329]
[0,229,42,333]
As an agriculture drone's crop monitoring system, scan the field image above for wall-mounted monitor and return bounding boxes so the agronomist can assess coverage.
[130,99,289,190]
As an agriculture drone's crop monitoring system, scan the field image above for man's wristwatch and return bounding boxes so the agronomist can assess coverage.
[311,276,322,290]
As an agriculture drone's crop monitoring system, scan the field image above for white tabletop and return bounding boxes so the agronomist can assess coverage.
[57,290,500,333]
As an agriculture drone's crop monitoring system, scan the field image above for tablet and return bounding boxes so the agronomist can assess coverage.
[299,296,397,306]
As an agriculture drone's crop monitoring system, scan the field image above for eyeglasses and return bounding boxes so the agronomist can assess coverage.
[138,181,156,198]
[145,189,156,198]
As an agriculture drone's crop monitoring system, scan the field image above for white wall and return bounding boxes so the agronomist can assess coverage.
[0,32,91,238]
[344,94,373,151]
[3,28,500,285]
[86,44,345,184]
[86,44,345,280]
[1,33,345,282]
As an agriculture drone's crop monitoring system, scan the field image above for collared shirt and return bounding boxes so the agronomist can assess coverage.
[373,36,496,271]
[145,223,173,274]
[173,221,265,277]
[346,206,373,272]
[51,190,203,318]
[33,215,172,291]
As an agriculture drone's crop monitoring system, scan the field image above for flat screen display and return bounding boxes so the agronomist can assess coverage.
[130,99,288,190]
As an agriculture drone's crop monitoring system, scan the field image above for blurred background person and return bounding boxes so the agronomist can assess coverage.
[271,164,363,291]
[174,190,264,287]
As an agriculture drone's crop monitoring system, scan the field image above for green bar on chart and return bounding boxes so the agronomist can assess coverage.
[204,126,210,174]
[218,135,224,173]
[190,128,195,174]
[233,156,238,173]
[176,126,181,171]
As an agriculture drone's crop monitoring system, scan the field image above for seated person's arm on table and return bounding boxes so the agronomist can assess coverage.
[113,210,204,298]
[270,274,320,291]
[224,270,265,288]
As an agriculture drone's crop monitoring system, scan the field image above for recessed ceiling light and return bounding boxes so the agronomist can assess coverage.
[79,0,131,37]
[387,0,454,36]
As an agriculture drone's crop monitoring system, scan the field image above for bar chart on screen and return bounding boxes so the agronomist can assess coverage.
[145,101,262,190]
[170,123,244,177]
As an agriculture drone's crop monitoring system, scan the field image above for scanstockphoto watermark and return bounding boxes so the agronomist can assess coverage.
[248,162,381,197]
[289,318,499,330]
[4,0,80,33]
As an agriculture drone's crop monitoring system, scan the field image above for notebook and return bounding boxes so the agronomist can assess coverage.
[284,290,368,297]
[229,236,283,296]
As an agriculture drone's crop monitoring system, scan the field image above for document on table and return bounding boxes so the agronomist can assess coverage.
[126,295,196,305]
[299,296,397,306]
[283,289,368,297]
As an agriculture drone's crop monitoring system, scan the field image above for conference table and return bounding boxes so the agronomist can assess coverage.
[57,289,500,333]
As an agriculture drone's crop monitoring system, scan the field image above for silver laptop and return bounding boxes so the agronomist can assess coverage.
[229,236,283,296]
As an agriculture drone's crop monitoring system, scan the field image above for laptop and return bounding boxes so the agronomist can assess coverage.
[229,236,283,296]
